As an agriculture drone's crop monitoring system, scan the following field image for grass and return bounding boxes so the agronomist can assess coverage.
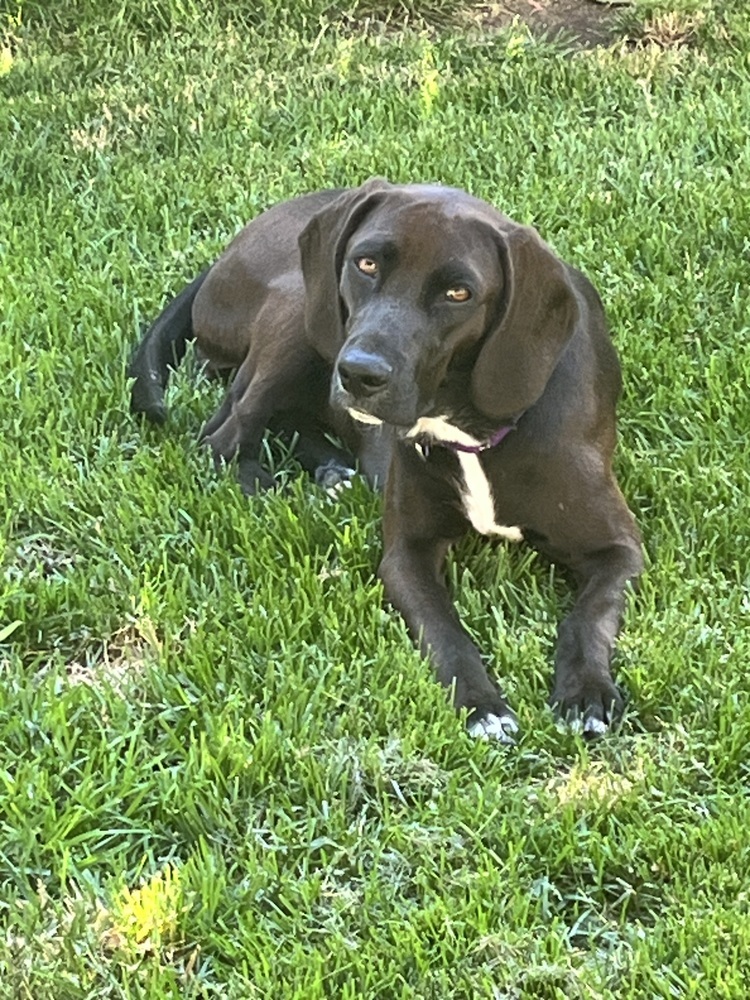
[1,0,749,995]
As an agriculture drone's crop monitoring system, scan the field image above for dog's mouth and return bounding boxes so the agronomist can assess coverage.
[337,382,427,431]
[348,406,459,451]
[332,352,431,429]
[347,406,385,427]
[347,403,436,436]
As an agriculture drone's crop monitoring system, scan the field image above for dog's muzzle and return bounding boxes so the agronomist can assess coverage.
[336,346,394,401]
[333,336,430,427]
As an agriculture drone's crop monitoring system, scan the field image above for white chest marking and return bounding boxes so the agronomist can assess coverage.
[407,416,523,542]
[457,453,523,541]
[407,415,480,448]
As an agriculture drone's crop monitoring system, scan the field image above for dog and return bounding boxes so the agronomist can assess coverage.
[129,179,643,742]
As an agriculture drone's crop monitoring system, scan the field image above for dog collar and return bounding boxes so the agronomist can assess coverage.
[416,423,516,459]
[444,424,515,454]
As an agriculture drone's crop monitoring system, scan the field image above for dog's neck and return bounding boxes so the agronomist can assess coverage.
[441,423,515,454]
[406,415,516,457]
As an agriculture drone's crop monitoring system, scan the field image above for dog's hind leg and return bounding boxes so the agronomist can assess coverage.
[200,341,336,495]
[198,355,278,494]
[128,270,209,423]
[271,417,357,491]
[294,434,358,492]
[273,414,393,492]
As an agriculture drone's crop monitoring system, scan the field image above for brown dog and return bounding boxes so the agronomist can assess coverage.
[129,180,643,741]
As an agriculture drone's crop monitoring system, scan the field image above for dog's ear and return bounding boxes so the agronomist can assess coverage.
[471,224,581,421]
[299,178,392,362]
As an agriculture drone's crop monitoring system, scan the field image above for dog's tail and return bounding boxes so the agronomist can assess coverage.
[128,269,209,424]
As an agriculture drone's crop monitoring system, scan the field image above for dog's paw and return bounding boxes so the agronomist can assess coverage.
[467,711,519,745]
[557,712,610,739]
[315,459,357,496]
[550,674,623,740]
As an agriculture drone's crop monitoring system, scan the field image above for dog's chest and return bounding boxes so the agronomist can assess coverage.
[456,452,523,541]
[408,416,523,541]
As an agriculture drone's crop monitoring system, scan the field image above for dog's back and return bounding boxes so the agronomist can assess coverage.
[129,189,342,422]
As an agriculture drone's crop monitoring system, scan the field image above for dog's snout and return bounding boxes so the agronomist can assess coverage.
[337,348,393,399]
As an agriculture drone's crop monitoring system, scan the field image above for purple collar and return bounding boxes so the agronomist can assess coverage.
[417,422,516,459]
[443,423,515,454]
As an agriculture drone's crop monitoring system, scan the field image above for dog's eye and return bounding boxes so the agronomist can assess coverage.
[446,286,471,303]
[355,257,378,276]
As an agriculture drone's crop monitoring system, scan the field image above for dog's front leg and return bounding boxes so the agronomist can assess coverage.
[379,538,518,742]
[549,538,643,736]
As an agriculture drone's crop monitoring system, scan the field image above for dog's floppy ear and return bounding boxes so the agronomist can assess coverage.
[299,178,392,362]
[471,224,581,421]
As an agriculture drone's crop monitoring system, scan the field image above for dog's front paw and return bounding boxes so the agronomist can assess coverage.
[466,709,519,744]
[550,673,623,739]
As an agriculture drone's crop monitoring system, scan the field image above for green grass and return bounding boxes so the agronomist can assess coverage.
[2,0,750,995]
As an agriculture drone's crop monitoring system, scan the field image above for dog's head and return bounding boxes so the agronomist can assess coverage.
[299,179,580,430]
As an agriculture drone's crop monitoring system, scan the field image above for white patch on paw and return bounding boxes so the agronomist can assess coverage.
[315,460,357,494]
[583,716,609,737]
[561,715,609,738]
[467,713,519,744]
[325,475,355,498]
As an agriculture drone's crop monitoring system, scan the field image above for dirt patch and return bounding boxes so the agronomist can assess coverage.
[468,0,633,49]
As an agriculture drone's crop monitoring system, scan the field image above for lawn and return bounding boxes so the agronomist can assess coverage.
[1,0,749,996]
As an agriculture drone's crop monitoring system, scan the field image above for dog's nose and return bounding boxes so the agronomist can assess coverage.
[337,349,393,398]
